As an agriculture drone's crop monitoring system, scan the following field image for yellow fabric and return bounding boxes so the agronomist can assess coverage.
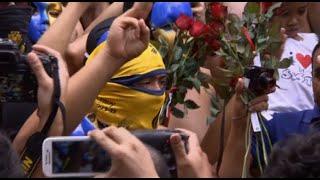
[86,42,166,129]
[86,42,165,77]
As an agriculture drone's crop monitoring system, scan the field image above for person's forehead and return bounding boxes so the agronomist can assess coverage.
[33,2,61,9]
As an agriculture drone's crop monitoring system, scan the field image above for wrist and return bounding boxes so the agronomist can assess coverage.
[66,2,91,16]
[103,45,126,68]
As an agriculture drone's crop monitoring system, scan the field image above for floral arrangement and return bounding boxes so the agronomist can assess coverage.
[204,2,293,176]
[155,1,293,176]
[154,11,213,119]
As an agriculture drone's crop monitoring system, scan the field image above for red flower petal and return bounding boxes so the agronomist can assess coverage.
[260,2,273,14]
[208,20,224,38]
[189,20,210,37]
[210,2,228,21]
[175,14,194,31]
[242,27,255,51]
[205,38,221,51]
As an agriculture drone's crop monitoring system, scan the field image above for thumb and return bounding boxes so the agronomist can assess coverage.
[235,78,245,96]
[122,2,153,20]
[170,134,187,162]
[27,52,51,84]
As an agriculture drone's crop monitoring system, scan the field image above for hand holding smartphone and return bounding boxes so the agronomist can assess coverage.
[42,129,189,178]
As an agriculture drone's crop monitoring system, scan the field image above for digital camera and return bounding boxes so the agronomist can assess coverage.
[0,38,56,102]
[244,66,276,96]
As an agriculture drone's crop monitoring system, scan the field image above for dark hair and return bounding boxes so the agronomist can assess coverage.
[0,131,25,178]
[262,131,320,178]
[312,36,320,61]
[311,36,320,77]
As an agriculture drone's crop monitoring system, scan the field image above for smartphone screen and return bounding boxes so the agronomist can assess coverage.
[51,140,111,174]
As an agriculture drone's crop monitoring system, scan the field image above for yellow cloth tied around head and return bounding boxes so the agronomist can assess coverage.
[86,42,166,130]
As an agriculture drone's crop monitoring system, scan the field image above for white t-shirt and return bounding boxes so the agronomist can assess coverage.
[254,33,318,119]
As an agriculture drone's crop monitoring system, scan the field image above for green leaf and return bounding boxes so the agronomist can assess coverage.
[245,2,260,15]
[210,107,220,117]
[170,64,179,72]
[273,69,279,80]
[174,46,183,61]
[175,92,185,104]
[185,100,200,109]
[158,45,169,59]
[278,57,293,69]
[236,43,246,54]
[266,2,282,16]
[207,117,216,125]
[211,95,221,110]
[172,106,184,118]
[268,22,281,39]
[240,93,249,105]
[186,77,201,93]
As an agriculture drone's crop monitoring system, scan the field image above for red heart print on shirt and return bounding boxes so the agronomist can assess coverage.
[296,53,311,69]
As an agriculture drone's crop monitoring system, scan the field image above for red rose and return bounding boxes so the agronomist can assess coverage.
[260,2,273,14]
[175,14,194,30]
[189,20,209,37]
[210,2,228,21]
[208,21,224,38]
[205,38,221,51]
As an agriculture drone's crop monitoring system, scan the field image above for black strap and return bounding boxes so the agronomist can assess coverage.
[86,16,116,55]
[20,55,66,177]
[123,2,134,12]
[41,57,60,135]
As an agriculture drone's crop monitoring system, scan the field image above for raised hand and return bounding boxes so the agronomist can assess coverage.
[105,2,151,64]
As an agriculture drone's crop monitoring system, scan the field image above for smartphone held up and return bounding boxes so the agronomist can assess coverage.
[42,130,189,178]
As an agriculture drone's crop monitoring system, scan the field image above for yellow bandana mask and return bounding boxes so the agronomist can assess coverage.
[86,42,166,130]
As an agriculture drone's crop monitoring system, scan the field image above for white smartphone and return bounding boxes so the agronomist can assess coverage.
[42,136,111,177]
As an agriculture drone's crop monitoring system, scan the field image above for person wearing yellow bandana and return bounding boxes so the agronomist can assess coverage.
[86,42,167,130]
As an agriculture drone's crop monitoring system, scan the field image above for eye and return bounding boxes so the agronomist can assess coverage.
[298,7,306,15]
[137,80,152,86]
[48,10,60,18]
[280,10,289,17]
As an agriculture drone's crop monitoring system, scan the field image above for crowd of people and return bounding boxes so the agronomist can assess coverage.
[1,1,320,178]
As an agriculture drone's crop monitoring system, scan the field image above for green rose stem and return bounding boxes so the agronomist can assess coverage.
[242,114,252,178]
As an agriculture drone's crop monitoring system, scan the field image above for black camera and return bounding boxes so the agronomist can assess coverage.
[133,129,189,177]
[0,38,56,102]
[244,66,276,96]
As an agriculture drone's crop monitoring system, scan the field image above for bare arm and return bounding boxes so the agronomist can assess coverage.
[65,33,89,75]
[36,3,90,60]
[80,2,111,30]
[308,2,320,35]
[64,3,153,135]
[168,68,214,142]
[83,2,124,34]
[218,79,269,177]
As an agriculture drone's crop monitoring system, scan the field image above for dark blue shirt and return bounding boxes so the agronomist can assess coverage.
[251,106,320,167]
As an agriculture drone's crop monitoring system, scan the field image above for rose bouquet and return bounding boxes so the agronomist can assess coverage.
[204,2,293,176]
[154,13,213,120]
